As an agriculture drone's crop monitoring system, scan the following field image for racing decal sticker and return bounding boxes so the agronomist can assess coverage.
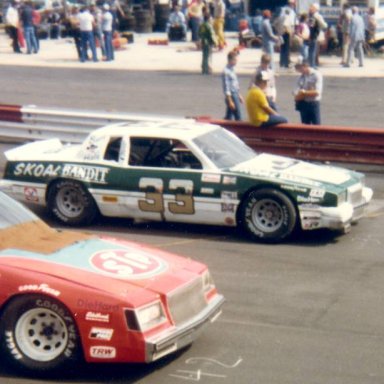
[78,299,119,312]
[202,173,221,183]
[280,184,308,193]
[18,284,60,297]
[200,187,214,194]
[89,249,168,279]
[223,176,237,185]
[85,312,110,323]
[24,187,39,202]
[89,327,114,341]
[90,346,116,359]
[310,188,326,198]
[13,162,109,184]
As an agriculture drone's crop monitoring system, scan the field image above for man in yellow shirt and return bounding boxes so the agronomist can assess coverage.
[246,71,288,127]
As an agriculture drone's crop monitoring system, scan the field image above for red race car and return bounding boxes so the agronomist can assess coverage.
[0,191,224,374]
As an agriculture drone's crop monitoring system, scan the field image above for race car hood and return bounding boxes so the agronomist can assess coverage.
[230,153,355,187]
[0,229,205,300]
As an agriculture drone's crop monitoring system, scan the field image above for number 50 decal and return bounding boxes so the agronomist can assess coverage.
[138,178,195,215]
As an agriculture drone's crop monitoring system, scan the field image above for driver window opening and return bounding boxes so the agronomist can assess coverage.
[104,137,122,162]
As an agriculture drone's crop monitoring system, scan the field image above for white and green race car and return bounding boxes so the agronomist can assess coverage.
[0,120,373,243]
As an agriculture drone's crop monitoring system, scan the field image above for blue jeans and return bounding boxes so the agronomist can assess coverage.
[308,40,318,68]
[24,26,38,53]
[260,114,288,127]
[225,92,242,121]
[299,100,321,125]
[300,41,309,61]
[103,31,114,61]
[80,31,98,62]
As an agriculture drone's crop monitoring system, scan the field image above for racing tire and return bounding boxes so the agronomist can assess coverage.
[239,188,297,243]
[0,295,81,374]
[47,180,98,226]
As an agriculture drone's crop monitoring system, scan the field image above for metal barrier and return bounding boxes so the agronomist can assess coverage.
[0,103,383,165]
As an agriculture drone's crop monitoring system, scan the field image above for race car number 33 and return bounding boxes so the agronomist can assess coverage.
[90,249,168,279]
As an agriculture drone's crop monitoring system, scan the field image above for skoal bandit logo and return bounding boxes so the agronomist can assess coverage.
[90,249,168,279]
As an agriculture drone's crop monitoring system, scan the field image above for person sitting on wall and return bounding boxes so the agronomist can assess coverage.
[166,4,187,41]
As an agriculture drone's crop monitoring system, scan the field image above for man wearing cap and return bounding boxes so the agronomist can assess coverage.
[246,71,288,127]
[102,3,114,61]
[294,59,323,125]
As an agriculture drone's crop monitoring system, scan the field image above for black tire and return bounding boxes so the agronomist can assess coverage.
[239,188,297,243]
[0,295,81,374]
[47,180,98,226]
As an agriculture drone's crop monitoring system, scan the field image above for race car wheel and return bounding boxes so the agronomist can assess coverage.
[0,295,80,374]
[48,180,98,225]
[239,188,297,243]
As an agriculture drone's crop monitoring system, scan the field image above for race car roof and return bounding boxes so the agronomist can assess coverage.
[89,120,221,141]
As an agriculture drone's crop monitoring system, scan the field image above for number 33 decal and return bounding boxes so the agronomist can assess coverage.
[138,178,195,215]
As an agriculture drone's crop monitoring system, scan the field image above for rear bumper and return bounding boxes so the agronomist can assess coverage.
[144,294,225,362]
[299,186,373,232]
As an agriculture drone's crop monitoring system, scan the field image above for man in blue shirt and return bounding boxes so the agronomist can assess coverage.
[222,50,243,120]
[20,0,39,54]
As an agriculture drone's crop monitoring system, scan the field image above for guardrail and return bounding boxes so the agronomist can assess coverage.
[1,103,384,165]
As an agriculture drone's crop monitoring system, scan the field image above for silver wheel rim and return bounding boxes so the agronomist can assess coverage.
[15,308,68,362]
[251,198,284,233]
[56,185,85,218]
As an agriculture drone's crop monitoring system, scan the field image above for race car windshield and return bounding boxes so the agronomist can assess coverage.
[193,128,256,168]
[0,191,38,229]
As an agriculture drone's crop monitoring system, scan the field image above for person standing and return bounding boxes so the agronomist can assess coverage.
[198,12,217,74]
[246,71,288,127]
[293,60,323,125]
[261,9,279,70]
[79,6,98,63]
[32,3,41,51]
[102,4,114,61]
[20,0,39,54]
[188,0,204,46]
[307,3,327,68]
[68,6,82,60]
[91,3,105,60]
[337,3,352,66]
[213,0,225,50]
[295,13,310,61]
[345,6,365,67]
[222,50,243,120]
[5,1,22,53]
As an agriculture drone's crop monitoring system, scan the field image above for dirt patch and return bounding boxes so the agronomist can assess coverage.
[0,220,93,254]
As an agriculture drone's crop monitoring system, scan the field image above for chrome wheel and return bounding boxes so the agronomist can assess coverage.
[56,185,85,219]
[251,198,284,233]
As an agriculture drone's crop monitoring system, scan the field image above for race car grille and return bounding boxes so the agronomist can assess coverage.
[347,183,364,207]
[167,277,207,326]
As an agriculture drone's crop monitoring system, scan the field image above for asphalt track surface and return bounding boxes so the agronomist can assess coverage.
[0,66,384,384]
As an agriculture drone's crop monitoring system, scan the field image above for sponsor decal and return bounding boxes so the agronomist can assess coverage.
[281,184,308,193]
[18,284,60,297]
[89,327,114,341]
[102,195,118,203]
[310,188,325,198]
[201,173,221,183]
[24,187,39,202]
[90,346,116,359]
[78,299,119,312]
[14,163,61,178]
[221,191,238,200]
[85,312,110,323]
[62,164,109,184]
[13,162,109,184]
[221,203,235,213]
[89,249,168,279]
[200,187,214,194]
[223,176,237,185]
[297,196,321,203]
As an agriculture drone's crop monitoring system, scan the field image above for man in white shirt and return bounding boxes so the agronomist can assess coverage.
[5,1,22,53]
[102,4,114,61]
[78,6,98,62]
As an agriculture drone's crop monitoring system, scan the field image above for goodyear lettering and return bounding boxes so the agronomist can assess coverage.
[5,331,23,360]
[18,283,60,297]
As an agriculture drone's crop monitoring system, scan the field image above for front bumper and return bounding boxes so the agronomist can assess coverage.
[144,294,225,362]
[299,186,373,233]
